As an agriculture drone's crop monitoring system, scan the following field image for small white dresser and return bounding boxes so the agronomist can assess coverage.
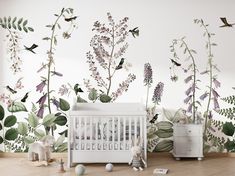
[173,124,203,160]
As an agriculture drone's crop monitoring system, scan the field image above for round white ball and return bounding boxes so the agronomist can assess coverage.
[75,164,85,176]
[105,163,113,172]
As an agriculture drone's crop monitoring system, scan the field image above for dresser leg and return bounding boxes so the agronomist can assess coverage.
[175,157,181,161]
[197,157,202,161]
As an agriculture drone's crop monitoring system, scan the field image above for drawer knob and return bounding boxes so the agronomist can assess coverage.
[188,130,191,133]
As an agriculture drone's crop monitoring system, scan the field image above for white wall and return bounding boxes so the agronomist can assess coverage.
[0,0,235,133]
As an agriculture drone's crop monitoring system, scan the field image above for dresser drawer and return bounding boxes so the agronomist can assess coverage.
[173,124,202,136]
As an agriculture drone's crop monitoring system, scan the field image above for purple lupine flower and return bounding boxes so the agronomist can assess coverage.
[144,63,153,86]
[36,80,46,93]
[213,98,220,111]
[51,71,63,77]
[187,103,193,113]
[184,75,193,84]
[152,82,164,104]
[37,106,44,119]
[200,92,208,101]
[208,110,213,119]
[52,98,60,109]
[213,78,221,88]
[184,95,192,104]
[212,88,220,99]
[36,93,47,106]
[185,86,193,96]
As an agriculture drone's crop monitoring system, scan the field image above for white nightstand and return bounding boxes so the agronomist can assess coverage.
[172,124,203,160]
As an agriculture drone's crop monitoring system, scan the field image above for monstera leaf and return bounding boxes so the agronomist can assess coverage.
[8,102,27,112]
[59,98,70,111]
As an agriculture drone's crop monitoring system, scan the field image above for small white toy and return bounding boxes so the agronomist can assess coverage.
[129,136,146,171]
[75,164,85,176]
[28,135,54,162]
[105,163,113,172]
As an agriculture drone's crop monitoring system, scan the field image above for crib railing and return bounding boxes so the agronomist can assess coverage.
[68,103,147,166]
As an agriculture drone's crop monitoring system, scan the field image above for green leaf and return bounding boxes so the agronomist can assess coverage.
[27,27,34,32]
[154,140,173,152]
[28,113,39,128]
[0,18,2,24]
[17,24,22,31]
[155,128,173,138]
[56,142,67,152]
[23,26,28,33]
[59,129,68,137]
[12,17,17,23]
[4,115,17,127]
[5,128,18,141]
[17,122,28,135]
[222,122,235,136]
[0,123,2,130]
[224,139,235,152]
[88,88,98,101]
[24,136,35,144]
[54,115,67,126]
[54,134,65,148]
[77,96,87,103]
[0,104,5,120]
[156,121,173,130]
[34,129,46,139]
[0,136,3,144]
[42,37,51,40]
[23,20,28,26]
[8,102,27,112]
[54,36,57,45]
[12,22,17,29]
[99,94,112,103]
[18,17,23,24]
[59,98,70,111]
[42,114,56,127]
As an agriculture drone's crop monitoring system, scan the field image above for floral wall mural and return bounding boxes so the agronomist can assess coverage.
[0,0,235,153]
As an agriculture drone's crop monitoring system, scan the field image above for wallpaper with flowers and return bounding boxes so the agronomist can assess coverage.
[0,0,235,153]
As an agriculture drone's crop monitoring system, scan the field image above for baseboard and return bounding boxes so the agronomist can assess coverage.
[0,152,67,158]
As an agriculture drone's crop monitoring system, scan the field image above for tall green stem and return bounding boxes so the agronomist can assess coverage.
[146,85,150,110]
[107,23,115,95]
[181,40,197,123]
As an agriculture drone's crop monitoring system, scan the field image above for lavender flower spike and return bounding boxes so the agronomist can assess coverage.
[51,71,63,77]
[213,98,220,111]
[52,98,60,109]
[200,92,208,101]
[213,78,221,88]
[36,80,46,93]
[37,106,44,119]
[152,82,164,104]
[184,95,192,104]
[144,63,153,86]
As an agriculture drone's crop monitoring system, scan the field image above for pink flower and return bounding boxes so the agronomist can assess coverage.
[58,84,69,96]
[36,80,46,93]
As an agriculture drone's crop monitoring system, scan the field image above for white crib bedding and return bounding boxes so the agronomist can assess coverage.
[74,140,131,151]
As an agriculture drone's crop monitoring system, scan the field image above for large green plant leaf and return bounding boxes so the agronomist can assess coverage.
[24,136,35,144]
[54,134,65,148]
[222,122,235,136]
[154,139,173,152]
[0,136,3,144]
[59,98,70,111]
[34,129,46,139]
[56,142,67,152]
[42,114,56,127]
[155,128,173,138]
[156,121,173,130]
[4,115,17,127]
[100,94,112,103]
[54,115,67,126]
[0,104,4,120]
[8,102,27,112]
[18,122,28,135]
[224,139,235,152]
[28,113,39,128]
[0,123,2,130]
[5,128,18,140]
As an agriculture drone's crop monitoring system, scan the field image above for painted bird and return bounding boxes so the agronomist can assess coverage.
[115,58,125,70]
[64,16,78,22]
[24,44,38,54]
[149,113,159,124]
[220,17,235,27]
[129,27,139,38]
[21,92,29,103]
[170,59,181,67]
[74,84,83,95]
[6,86,17,94]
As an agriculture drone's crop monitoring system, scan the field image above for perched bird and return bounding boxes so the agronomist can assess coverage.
[6,86,17,94]
[21,92,29,103]
[149,113,159,124]
[24,44,38,54]
[129,27,139,38]
[220,17,235,27]
[115,58,125,70]
[74,84,83,95]
[170,59,181,67]
[64,16,78,22]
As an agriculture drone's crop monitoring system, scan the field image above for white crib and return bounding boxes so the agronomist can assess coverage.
[68,103,147,167]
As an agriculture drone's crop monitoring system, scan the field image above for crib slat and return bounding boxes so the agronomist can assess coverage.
[134,117,137,143]
[112,116,115,151]
[129,117,131,147]
[123,117,126,150]
[90,117,92,150]
[140,116,143,145]
[107,117,109,150]
[96,118,98,150]
[78,117,81,150]
[101,118,104,150]
[117,116,120,150]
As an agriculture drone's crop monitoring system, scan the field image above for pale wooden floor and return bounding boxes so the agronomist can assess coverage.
[0,153,235,176]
